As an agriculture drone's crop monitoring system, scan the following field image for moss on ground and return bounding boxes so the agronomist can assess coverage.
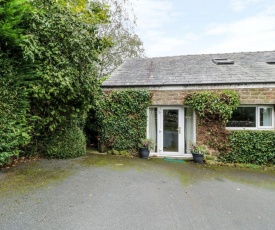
[1,147,275,198]
[0,161,73,197]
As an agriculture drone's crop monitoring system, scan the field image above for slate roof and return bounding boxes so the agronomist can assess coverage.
[102,51,275,87]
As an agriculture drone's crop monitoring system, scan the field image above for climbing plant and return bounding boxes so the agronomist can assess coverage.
[184,90,240,153]
[96,89,151,152]
[185,90,240,124]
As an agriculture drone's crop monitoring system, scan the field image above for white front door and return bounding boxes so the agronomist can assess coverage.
[159,107,184,156]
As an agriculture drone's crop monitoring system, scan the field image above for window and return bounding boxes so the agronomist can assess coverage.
[212,58,234,65]
[227,105,274,129]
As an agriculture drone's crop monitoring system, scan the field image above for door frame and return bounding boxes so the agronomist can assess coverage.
[147,106,185,156]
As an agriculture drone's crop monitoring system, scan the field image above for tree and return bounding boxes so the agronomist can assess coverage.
[0,0,32,165]
[96,0,145,77]
[0,0,30,48]
[21,0,111,133]
[0,0,111,160]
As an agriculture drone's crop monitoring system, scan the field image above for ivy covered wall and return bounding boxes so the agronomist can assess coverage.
[96,89,151,152]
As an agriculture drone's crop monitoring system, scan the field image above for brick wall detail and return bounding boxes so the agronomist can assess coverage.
[151,88,275,105]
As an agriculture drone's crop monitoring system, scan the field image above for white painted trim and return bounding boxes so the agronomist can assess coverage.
[146,84,275,91]
[258,106,274,129]
[193,109,197,143]
[149,153,193,160]
[147,105,197,156]
[159,106,184,156]
[103,84,275,91]
[226,105,275,130]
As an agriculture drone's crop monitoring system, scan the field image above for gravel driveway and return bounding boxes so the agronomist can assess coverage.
[1,152,275,230]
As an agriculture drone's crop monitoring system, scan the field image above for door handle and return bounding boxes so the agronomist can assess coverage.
[177,127,181,134]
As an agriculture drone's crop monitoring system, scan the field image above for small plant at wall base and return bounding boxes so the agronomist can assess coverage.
[190,143,207,163]
[138,138,155,159]
[96,89,151,154]
[184,90,240,153]
[138,138,155,151]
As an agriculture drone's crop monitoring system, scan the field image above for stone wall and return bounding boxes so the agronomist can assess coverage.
[150,87,275,105]
[150,87,275,155]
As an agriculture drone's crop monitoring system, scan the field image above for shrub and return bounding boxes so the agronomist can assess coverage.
[96,89,151,151]
[220,131,275,165]
[45,124,86,159]
[0,80,31,166]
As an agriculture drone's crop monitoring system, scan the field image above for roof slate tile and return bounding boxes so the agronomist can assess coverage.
[102,51,275,87]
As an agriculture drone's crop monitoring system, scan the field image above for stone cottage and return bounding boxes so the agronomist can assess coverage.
[102,51,275,158]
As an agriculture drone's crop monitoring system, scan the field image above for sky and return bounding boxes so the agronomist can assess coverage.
[133,0,275,57]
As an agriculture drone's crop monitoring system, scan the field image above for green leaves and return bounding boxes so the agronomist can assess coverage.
[44,123,86,159]
[0,0,30,48]
[221,131,275,165]
[184,90,240,154]
[0,79,31,166]
[0,0,111,163]
[21,0,111,133]
[96,90,151,151]
[184,90,240,124]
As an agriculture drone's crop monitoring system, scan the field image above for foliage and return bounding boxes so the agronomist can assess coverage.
[185,90,240,124]
[0,0,34,165]
[220,131,275,165]
[0,0,111,162]
[0,0,30,48]
[22,0,111,133]
[45,123,86,159]
[96,0,145,77]
[96,89,151,152]
[185,90,240,153]
[138,138,155,151]
[0,78,31,166]
[190,143,207,155]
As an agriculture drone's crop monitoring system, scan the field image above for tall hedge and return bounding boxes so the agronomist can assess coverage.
[0,80,31,166]
[221,131,275,165]
[96,90,151,151]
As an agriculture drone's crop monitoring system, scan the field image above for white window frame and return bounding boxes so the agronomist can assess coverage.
[226,105,274,130]
[258,106,274,129]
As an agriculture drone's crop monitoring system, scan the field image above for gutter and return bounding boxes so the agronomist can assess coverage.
[101,81,275,89]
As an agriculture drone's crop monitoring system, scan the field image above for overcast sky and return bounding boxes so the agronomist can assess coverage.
[133,0,275,57]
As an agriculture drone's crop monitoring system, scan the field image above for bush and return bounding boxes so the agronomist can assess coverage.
[96,89,151,151]
[45,124,86,159]
[220,131,275,165]
[0,80,31,166]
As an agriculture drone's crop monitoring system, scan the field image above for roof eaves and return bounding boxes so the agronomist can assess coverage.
[101,81,275,88]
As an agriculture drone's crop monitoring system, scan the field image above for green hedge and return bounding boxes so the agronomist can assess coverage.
[44,124,86,159]
[0,80,31,166]
[221,131,275,165]
[96,89,151,151]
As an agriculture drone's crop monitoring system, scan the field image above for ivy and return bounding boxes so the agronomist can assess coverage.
[96,89,151,152]
[220,131,275,165]
[185,90,240,124]
[184,90,240,153]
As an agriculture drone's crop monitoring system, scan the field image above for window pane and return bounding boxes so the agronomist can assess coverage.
[184,107,195,154]
[163,110,178,152]
[227,107,256,127]
[260,108,272,126]
[148,108,157,152]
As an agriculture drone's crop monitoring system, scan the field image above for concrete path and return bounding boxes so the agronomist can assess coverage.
[1,153,275,230]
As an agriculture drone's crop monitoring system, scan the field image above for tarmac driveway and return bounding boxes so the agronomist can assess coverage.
[1,152,275,230]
